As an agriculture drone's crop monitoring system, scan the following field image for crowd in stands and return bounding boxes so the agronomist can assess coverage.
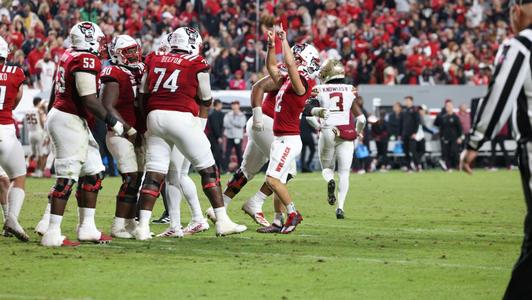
[0,0,512,91]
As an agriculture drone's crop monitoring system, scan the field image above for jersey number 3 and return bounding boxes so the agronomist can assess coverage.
[329,92,344,112]
[152,68,181,93]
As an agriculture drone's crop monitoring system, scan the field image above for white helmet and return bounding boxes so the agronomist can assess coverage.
[109,35,141,68]
[70,22,105,55]
[0,36,9,59]
[158,34,171,53]
[169,27,202,54]
[291,43,320,76]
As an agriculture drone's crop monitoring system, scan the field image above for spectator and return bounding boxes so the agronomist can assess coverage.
[400,96,421,171]
[457,104,471,136]
[223,100,247,173]
[229,70,246,90]
[207,99,225,171]
[35,49,56,100]
[386,102,402,140]
[437,100,463,171]
[371,116,390,171]
[300,118,316,173]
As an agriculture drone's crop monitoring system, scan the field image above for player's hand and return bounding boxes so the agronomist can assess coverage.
[459,149,477,175]
[267,30,275,47]
[357,132,364,140]
[276,24,286,41]
[318,108,330,120]
[332,127,340,137]
[125,127,137,143]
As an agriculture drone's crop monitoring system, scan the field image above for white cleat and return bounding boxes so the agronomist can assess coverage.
[41,229,65,247]
[134,224,152,241]
[156,227,184,238]
[125,219,137,235]
[205,207,217,223]
[182,220,210,235]
[35,218,49,236]
[4,217,29,242]
[111,227,134,239]
[215,220,247,236]
[78,226,112,244]
[242,201,270,227]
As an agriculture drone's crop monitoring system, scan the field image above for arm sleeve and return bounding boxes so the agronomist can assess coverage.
[74,72,97,97]
[196,72,212,101]
[468,39,530,150]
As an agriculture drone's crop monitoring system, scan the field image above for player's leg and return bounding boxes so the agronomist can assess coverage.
[106,132,141,238]
[336,141,355,219]
[170,112,246,236]
[76,134,110,243]
[319,128,337,205]
[0,168,9,230]
[257,194,285,233]
[135,127,171,240]
[265,136,303,234]
[157,147,184,238]
[178,159,209,235]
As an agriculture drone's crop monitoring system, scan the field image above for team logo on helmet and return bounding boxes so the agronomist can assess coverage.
[78,22,96,43]
[292,44,306,55]
[185,27,199,45]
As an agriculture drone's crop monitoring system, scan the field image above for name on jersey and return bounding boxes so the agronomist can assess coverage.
[0,73,7,81]
[319,86,350,92]
[161,56,184,65]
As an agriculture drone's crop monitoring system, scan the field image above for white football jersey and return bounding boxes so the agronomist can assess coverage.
[25,107,44,132]
[36,59,56,91]
[315,83,355,127]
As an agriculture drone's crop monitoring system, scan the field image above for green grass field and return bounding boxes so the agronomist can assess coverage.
[0,170,525,300]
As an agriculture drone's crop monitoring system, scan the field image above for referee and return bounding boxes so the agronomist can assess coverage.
[460,1,532,299]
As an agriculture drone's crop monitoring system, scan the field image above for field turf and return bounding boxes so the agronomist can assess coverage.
[0,170,524,300]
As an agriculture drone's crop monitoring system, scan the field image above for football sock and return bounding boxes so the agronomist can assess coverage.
[338,170,350,210]
[7,187,24,220]
[81,208,96,228]
[42,203,51,220]
[253,190,267,209]
[286,202,296,214]
[223,194,232,207]
[273,213,284,226]
[139,210,152,227]
[165,182,182,230]
[180,176,203,222]
[1,203,7,221]
[322,168,334,183]
[113,217,126,229]
[214,207,229,223]
[48,214,63,231]
[77,207,85,225]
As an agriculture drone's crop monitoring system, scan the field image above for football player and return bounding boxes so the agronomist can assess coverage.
[156,33,210,238]
[304,59,366,219]
[136,26,246,240]
[25,97,47,177]
[40,22,129,247]
[0,36,30,241]
[101,35,144,238]
[262,26,319,234]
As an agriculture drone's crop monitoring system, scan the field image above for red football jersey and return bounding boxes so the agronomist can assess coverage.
[0,65,25,125]
[144,51,210,116]
[262,91,277,119]
[100,65,143,129]
[53,49,101,120]
[273,72,315,136]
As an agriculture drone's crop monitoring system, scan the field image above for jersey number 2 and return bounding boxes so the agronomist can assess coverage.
[329,92,344,112]
[152,68,181,93]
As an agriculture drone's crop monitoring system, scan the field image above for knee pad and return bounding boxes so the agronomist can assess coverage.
[79,172,105,193]
[118,173,141,204]
[226,168,248,194]
[140,173,164,198]
[199,166,221,190]
[49,178,76,200]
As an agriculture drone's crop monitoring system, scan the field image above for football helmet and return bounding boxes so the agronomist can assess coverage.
[319,59,345,83]
[0,36,9,59]
[169,27,202,54]
[70,22,105,55]
[158,34,171,53]
[291,43,320,76]
[109,35,141,68]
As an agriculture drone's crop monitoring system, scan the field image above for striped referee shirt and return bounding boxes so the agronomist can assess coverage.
[468,25,532,150]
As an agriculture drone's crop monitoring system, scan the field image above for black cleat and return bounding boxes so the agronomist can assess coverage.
[327,180,336,206]
[256,223,282,234]
[336,208,344,219]
[152,211,170,224]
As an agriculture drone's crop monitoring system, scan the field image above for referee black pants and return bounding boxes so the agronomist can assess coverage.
[503,142,532,300]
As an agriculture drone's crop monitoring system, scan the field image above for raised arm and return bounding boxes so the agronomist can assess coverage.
[196,71,213,129]
[266,30,283,85]
[250,75,281,131]
[278,26,306,96]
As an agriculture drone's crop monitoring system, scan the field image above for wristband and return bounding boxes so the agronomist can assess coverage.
[126,127,137,136]
[252,107,263,121]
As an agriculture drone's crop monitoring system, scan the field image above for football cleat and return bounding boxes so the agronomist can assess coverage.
[256,223,282,234]
[3,219,29,242]
[41,229,67,247]
[111,228,134,239]
[133,225,152,241]
[35,218,49,236]
[205,207,217,223]
[152,211,170,224]
[327,179,336,206]
[242,201,270,227]
[62,238,81,247]
[2,228,12,237]
[280,211,303,234]
[182,220,210,235]
[336,208,345,219]
[215,220,247,236]
[156,227,184,238]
